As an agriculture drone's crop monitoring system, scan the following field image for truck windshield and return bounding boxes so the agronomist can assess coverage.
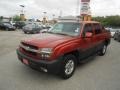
[49,22,81,36]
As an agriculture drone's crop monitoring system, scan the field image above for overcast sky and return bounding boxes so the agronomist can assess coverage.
[0,0,120,19]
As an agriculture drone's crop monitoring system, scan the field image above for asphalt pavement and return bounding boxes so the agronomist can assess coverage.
[0,31,120,90]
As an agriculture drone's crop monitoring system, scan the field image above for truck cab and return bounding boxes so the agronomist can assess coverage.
[17,20,111,79]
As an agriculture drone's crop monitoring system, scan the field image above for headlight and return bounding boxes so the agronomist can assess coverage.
[38,48,52,59]
[40,48,52,54]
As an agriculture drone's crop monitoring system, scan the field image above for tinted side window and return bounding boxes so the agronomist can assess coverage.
[94,24,102,34]
[84,24,93,33]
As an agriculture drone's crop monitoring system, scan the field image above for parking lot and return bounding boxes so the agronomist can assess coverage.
[0,30,120,90]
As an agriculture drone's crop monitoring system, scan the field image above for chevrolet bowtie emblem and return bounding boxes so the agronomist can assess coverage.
[26,46,30,50]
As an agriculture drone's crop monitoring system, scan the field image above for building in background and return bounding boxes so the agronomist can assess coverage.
[20,14,25,21]
[0,16,11,22]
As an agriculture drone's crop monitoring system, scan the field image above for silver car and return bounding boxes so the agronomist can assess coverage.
[23,23,43,34]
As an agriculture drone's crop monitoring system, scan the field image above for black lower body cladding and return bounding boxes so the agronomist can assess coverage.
[16,49,63,74]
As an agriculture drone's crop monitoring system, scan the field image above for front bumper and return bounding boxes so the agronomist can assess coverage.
[16,49,63,74]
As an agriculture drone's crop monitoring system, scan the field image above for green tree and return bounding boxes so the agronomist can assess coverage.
[92,15,120,27]
[0,16,3,22]
[12,15,21,21]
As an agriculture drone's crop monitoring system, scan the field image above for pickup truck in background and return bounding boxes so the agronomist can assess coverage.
[17,21,111,79]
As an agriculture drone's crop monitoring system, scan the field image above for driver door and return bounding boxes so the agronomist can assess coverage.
[79,23,94,59]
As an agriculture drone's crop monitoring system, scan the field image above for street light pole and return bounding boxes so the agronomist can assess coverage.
[43,12,47,24]
[19,5,25,21]
[20,5,25,14]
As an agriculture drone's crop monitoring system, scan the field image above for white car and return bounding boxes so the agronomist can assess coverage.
[110,29,120,37]
[111,31,115,37]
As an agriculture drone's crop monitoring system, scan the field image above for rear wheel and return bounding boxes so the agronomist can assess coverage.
[60,54,76,79]
[98,44,107,56]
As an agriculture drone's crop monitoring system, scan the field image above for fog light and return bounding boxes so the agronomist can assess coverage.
[40,67,48,72]
[41,54,50,59]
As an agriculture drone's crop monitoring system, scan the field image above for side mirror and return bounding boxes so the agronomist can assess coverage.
[85,32,93,38]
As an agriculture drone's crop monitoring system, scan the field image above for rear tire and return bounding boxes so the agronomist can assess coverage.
[60,54,76,79]
[98,44,107,56]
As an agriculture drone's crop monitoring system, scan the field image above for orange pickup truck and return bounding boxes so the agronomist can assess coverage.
[17,21,111,79]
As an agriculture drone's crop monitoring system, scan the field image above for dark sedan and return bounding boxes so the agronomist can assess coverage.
[0,22,16,31]
[14,21,26,29]
[23,23,43,34]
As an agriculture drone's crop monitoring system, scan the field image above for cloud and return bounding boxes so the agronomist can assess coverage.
[0,0,120,19]
[91,0,120,16]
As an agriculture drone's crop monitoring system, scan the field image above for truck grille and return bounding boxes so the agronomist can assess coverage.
[21,42,38,50]
[20,42,39,58]
[22,48,37,56]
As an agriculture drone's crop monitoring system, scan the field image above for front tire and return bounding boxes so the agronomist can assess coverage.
[60,54,76,79]
[98,44,107,56]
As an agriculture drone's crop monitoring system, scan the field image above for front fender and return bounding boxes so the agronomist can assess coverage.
[53,43,79,59]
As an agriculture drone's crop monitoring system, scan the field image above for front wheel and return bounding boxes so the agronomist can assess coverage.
[60,54,76,79]
[98,44,107,56]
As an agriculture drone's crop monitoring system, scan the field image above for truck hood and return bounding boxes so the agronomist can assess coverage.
[22,33,74,48]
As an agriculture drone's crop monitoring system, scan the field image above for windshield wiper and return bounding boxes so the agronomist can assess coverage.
[47,32,71,36]
[55,32,70,36]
